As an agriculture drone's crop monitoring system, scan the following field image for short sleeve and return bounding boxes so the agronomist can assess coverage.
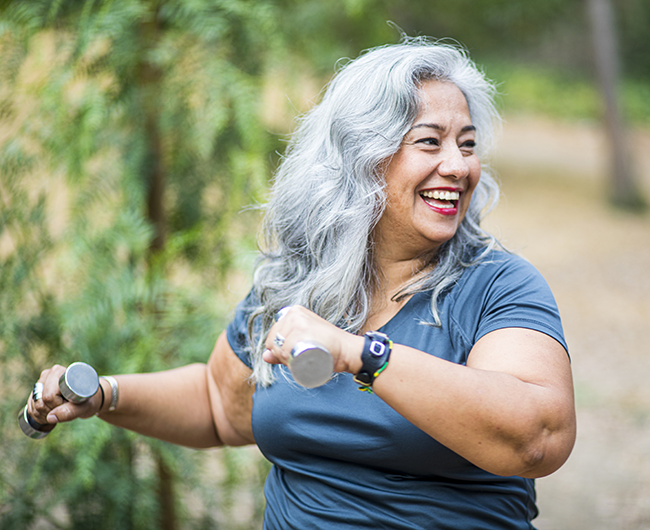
[450,253,568,354]
[225,290,260,369]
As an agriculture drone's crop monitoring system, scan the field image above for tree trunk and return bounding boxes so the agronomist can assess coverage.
[157,454,177,530]
[141,47,166,255]
[586,0,646,210]
[139,5,177,530]
[145,107,166,255]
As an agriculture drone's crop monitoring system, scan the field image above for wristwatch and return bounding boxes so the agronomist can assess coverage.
[353,331,393,388]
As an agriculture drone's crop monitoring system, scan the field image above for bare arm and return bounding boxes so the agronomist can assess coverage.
[371,328,576,478]
[206,332,255,446]
[264,307,576,478]
[95,364,222,448]
[30,333,255,448]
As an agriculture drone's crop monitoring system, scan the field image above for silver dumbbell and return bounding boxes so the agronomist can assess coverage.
[19,362,99,439]
[289,341,334,388]
[274,307,334,388]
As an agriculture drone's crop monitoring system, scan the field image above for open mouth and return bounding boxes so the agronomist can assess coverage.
[419,189,461,214]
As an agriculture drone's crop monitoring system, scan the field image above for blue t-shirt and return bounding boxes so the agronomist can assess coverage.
[226,251,567,530]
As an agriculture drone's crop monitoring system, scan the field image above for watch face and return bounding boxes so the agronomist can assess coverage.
[357,331,392,387]
[369,341,386,357]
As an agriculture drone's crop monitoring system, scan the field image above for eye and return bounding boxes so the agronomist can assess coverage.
[460,140,476,152]
[415,137,439,147]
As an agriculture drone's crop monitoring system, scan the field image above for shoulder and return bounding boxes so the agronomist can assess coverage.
[448,250,567,350]
[467,248,539,277]
[225,290,262,370]
[455,250,548,296]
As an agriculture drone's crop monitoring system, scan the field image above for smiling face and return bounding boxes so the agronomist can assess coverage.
[374,80,481,262]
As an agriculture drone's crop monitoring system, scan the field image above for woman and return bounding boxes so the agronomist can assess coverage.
[29,38,576,529]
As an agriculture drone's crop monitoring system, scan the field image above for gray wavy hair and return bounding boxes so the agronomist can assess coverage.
[248,37,502,385]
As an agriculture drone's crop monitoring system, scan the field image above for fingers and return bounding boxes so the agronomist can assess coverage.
[264,306,341,365]
[46,399,100,424]
[28,365,66,424]
[264,328,291,366]
[264,306,365,375]
[264,306,303,365]
[27,364,101,425]
[262,347,283,365]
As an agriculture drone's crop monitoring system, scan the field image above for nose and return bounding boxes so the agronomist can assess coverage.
[437,146,470,180]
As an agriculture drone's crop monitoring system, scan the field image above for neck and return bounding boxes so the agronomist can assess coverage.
[376,255,429,298]
[372,231,437,293]
[362,251,434,333]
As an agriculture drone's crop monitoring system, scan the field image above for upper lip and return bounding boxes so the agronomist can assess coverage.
[420,186,463,193]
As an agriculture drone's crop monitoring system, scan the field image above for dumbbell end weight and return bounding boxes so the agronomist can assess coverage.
[18,405,55,439]
[289,342,334,389]
[59,362,99,403]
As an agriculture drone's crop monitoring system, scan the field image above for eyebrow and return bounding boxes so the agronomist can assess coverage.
[408,123,476,133]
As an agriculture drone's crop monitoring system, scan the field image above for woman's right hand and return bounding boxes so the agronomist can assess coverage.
[27,364,104,426]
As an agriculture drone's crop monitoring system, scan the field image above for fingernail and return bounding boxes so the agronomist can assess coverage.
[46,414,59,424]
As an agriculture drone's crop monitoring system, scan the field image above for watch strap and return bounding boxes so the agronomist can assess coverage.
[354,331,392,389]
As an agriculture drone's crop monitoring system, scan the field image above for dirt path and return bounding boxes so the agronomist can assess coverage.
[490,116,650,529]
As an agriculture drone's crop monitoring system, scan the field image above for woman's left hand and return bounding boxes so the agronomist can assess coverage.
[262,306,364,375]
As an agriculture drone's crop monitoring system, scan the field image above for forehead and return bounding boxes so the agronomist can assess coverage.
[414,80,472,125]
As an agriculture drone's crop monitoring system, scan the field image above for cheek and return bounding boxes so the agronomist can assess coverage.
[460,190,475,216]
[467,162,482,193]
[460,168,482,216]
[383,173,417,208]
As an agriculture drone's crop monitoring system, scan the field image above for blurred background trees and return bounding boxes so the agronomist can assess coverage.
[1,1,648,529]
[1,1,280,528]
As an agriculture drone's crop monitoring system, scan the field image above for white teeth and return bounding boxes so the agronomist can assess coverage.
[421,190,460,201]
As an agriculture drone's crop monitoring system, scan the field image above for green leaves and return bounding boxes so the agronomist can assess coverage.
[0,0,276,527]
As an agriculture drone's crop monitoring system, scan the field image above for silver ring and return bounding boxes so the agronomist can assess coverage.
[273,333,286,347]
[275,307,291,322]
[33,382,44,402]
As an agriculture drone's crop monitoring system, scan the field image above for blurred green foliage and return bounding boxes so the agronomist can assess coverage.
[1,0,279,528]
[485,63,650,125]
[1,0,649,529]
[619,0,650,81]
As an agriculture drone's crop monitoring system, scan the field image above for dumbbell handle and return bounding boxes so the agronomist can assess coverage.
[274,307,334,389]
[19,362,99,439]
